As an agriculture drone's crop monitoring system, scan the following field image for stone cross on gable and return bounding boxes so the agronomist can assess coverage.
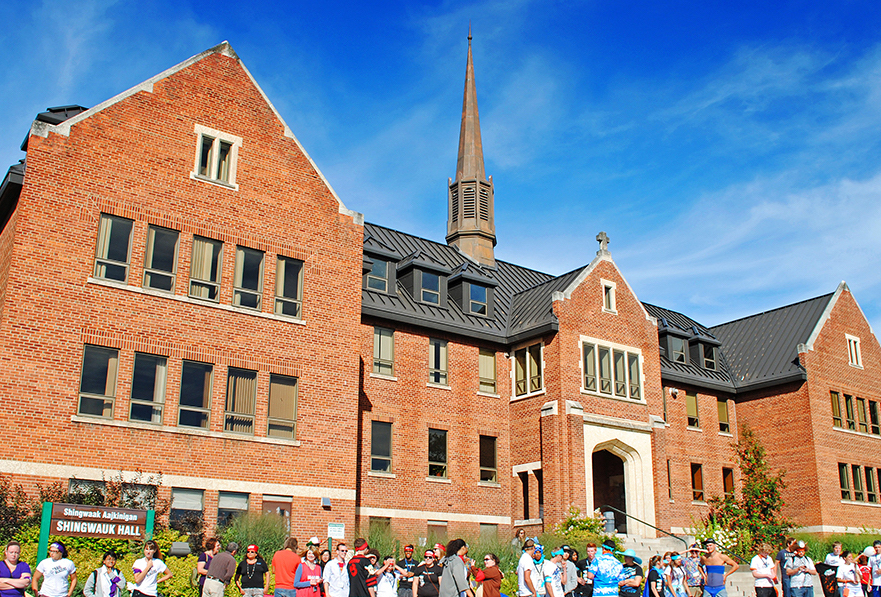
[596,231,610,255]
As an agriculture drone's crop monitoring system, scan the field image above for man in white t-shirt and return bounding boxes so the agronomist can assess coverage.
[518,540,540,597]
[750,543,778,597]
[826,543,845,597]
[544,549,566,597]
[868,542,881,597]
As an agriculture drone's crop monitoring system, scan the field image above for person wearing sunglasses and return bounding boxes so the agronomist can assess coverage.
[235,545,269,597]
[413,552,442,597]
[323,543,349,597]
[470,554,503,597]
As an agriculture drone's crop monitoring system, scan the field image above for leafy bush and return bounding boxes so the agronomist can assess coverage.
[792,532,877,563]
[553,507,609,544]
[220,512,289,557]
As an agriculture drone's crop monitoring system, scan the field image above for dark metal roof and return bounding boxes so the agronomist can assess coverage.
[643,302,735,391]
[362,222,556,345]
[0,160,25,232]
[508,268,583,338]
[709,293,833,390]
[21,105,89,150]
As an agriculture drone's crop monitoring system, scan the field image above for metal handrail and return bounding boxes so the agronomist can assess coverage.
[600,504,689,548]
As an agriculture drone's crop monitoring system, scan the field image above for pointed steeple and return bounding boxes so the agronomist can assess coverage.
[447,29,496,268]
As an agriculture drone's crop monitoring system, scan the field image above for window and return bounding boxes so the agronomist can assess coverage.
[667,460,673,500]
[853,465,865,501]
[234,247,264,309]
[366,259,388,292]
[373,327,394,376]
[691,463,704,501]
[840,462,851,500]
[514,343,543,397]
[94,214,133,282]
[267,374,297,439]
[670,337,686,363]
[178,361,212,429]
[217,491,248,527]
[845,394,856,430]
[422,272,440,304]
[535,469,544,518]
[274,256,304,318]
[868,467,878,503]
[602,280,616,312]
[189,237,223,301]
[857,398,869,434]
[193,127,240,187]
[426,520,448,541]
[480,523,498,540]
[369,517,391,532]
[262,495,292,531]
[704,346,717,370]
[479,435,497,482]
[143,226,179,292]
[718,399,730,433]
[479,349,496,393]
[129,353,167,424]
[428,339,448,385]
[613,350,627,398]
[225,368,256,434]
[69,479,106,503]
[519,471,529,519]
[847,334,862,367]
[871,401,880,435]
[722,467,734,496]
[370,421,392,472]
[470,284,488,315]
[428,428,447,477]
[78,346,118,418]
[583,344,597,392]
[686,392,700,428]
[583,342,643,400]
[831,391,842,428]
[169,488,204,532]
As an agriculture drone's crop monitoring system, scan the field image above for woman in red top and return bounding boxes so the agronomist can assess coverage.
[469,553,503,597]
[294,549,324,597]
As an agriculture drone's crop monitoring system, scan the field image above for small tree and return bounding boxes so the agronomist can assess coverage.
[704,424,791,556]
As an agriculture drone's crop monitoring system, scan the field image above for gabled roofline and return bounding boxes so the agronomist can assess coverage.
[803,282,850,351]
[553,253,656,325]
[24,41,362,224]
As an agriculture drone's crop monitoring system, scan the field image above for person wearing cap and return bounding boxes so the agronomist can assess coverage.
[750,543,778,597]
[398,545,418,597]
[868,541,881,597]
[204,542,238,597]
[784,541,816,597]
[235,544,269,597]
[681,546,703,597]
[777,539,797,597]
[348,539,377,597]
[699,538,738,597]
[413,550,442,597]
[587,540,624,597]
[544,549,567,597]
[518,539,540,597]
[616,550,643,597]
[324,543,350,597]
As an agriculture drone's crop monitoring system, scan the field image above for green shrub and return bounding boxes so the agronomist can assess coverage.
[791,532,877,562]
[220,512,289,557]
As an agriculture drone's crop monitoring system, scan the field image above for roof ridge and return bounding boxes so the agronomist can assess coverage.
[710,292,835,330]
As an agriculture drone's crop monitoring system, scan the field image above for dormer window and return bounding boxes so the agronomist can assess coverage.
[367,259,389,292]
[704,345,718,370]
[670,337,686,363]
[470,284,488,315]
[422,272,440,304]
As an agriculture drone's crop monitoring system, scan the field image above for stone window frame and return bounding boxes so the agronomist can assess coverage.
[601,278,617,314]
[847,334,863,368]
[579,336,645,403]
[191,124,242,190]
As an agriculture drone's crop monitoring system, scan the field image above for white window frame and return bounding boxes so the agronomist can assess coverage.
[579,336,645,403]
[847,334,863,368]
[601,278,617,314]
[191,124,242,190]
[511,341,544,400]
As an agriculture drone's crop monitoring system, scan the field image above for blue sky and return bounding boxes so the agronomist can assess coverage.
[3,0,881,332]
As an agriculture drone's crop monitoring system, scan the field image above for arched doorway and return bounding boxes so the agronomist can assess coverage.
[592,449,627,533]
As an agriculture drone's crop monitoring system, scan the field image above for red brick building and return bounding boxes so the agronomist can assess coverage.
[1,40,879,543]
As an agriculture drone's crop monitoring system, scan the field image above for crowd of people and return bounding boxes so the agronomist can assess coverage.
[3,534,880,597]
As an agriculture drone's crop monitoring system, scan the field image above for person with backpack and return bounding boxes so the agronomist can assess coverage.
[83,551,126,597]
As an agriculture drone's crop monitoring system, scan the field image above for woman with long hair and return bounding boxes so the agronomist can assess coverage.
[439,539,473,597]
[647,556,664,597]
[132,540,173,597]
[197,538,220,597]
[295,547,325,597]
